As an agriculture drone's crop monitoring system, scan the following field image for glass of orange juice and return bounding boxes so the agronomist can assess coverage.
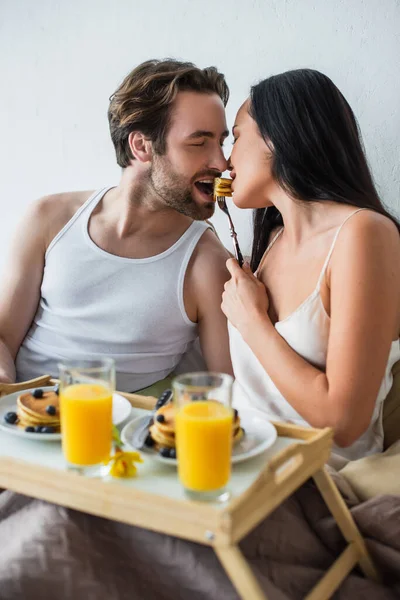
[173,372,234,502]
[58,358,115,476]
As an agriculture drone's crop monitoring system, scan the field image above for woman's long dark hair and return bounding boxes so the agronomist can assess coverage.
[249,69,400,271]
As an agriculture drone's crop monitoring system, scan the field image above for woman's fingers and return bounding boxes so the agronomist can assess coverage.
[226,258,254,279]
[226,257,241,276]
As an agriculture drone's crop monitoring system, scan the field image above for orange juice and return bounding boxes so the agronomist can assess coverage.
[175,400,233,492]
[60,383,112,465]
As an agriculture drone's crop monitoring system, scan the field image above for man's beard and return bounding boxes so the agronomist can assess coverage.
[148,156,216,220]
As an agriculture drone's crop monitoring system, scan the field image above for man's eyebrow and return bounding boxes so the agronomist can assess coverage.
[186,129,229,140]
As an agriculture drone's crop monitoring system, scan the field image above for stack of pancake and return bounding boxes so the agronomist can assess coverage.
[17,390,60,432]
[149,403,244,452]
[213,177,233,198]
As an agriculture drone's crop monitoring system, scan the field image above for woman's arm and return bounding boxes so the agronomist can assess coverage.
[222,212,400,446]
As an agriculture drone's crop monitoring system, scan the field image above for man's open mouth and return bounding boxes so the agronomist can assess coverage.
[194,179,215,198]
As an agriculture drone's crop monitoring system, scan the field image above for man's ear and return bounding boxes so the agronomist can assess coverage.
[128,132,153,163]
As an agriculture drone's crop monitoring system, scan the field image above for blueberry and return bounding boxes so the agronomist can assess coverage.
[4,411,18,425]
[159,447,170,458]
[169,448,177,459]
[46,405,56,416]
[35,425,43,433]
[54,384,60,396]
[25,426,35,433]
[41,426,55,434]
[156,414,165,424]
[32,389,44,399]
[144,434,155,448]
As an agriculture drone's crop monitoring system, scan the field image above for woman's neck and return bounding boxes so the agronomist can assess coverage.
[270,190,346,249]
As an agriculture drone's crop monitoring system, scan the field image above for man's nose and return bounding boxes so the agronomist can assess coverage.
[208,147,228,173]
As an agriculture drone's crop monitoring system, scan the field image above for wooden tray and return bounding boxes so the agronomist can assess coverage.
[0,376,379,599]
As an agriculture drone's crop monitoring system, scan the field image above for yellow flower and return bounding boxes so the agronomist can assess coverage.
[107,449,143,478]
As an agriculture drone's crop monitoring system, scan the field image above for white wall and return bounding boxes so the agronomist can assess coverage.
[0,0,399,270]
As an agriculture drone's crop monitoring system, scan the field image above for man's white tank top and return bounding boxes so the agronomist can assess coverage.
[16,187,210,392]
[229,209,400,461]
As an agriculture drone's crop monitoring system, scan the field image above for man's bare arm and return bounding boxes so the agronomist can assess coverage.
[0,191,91,383]
[184,230,233,376]
[0,200,49,382]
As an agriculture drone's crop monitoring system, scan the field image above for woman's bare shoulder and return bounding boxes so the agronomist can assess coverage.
[338,209,400,252]
[329,209,400,297]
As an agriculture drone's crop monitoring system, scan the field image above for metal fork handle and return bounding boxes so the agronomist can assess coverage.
[218,199,244,267]
[229,227,244,267]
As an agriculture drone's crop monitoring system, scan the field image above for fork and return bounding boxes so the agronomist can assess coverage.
[214,178,244,267]
[129,388,173,449]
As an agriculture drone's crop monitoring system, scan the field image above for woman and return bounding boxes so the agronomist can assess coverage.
[222,69,400,461]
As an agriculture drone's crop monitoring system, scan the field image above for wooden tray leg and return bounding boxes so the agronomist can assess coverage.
[312,468,380,582]
[215,545,268,600]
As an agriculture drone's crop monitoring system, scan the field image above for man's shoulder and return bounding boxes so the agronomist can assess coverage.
[195,226,230,262]
[32,190,95,219]
[26,190,95,250]
[183,225,231,322]
[188,226,230,282]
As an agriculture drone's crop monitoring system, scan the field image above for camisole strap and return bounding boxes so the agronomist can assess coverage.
[316,208,367,291]
[256,227,284,274]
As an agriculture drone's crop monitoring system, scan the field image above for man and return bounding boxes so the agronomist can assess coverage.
[0,59,233,391]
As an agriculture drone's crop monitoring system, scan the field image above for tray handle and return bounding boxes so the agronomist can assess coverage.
[268,443,305,485]
[268,427,331,485]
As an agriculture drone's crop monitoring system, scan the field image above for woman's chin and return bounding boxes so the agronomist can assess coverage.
[232,193,268,210]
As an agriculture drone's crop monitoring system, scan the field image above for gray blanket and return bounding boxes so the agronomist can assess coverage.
[0,478,399,600]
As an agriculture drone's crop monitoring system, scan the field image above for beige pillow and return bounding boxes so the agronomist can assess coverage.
[340,440,400,501]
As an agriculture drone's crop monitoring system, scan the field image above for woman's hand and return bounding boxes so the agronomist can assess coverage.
[221,258,270,336]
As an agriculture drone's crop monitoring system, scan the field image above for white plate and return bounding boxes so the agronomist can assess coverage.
[121,408,277,466]
[112,393,132,426]
[0,387,132,442]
